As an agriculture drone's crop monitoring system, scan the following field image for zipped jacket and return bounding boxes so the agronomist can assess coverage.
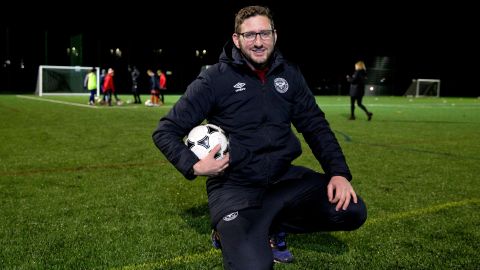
[152,41,351,225]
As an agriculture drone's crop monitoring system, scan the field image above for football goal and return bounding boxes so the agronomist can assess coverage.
[404,79,441,97]
[35,65,100,96]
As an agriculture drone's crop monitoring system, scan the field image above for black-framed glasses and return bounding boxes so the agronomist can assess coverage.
[237,30,275,41]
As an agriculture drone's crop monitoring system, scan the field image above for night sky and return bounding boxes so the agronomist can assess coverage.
[1,1,477,96]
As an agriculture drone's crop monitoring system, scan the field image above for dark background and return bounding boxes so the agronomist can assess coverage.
[0,1,477,96]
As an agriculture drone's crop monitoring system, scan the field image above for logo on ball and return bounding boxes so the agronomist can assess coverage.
[185,124,229,160]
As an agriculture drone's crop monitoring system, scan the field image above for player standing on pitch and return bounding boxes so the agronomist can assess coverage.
[153,5,367,269]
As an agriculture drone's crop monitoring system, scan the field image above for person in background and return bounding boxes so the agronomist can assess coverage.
[84,68,97,105]
[147,69,160,106]
[152,5,367,269]
[130,65,141,104]
[103,68,115,106]
[346,60,372,120]
[98,69,107,105]
[157,69,167,105]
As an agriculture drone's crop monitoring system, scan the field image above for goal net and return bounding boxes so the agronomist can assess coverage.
[35,65,100,96]
[404,79,441,97]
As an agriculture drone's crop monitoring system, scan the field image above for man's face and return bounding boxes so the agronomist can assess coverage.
[232,15,276,69]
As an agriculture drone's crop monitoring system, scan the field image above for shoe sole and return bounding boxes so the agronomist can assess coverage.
[274,258,294,263]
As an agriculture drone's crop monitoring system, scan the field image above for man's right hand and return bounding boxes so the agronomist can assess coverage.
[193,144,229,176]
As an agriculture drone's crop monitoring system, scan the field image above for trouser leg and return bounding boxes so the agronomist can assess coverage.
[106,91,112,105]
[350,96,356,117]
[216,208,274,270]
[214,171,367,269]
[89,90,95,103]
[357,96,369,114]
[273,171,367,233]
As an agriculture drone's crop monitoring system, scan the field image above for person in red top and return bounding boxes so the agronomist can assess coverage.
[157,69,167,104]
[103,68,115,106]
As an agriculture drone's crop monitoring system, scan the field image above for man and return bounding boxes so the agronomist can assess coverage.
[152,5,367,269]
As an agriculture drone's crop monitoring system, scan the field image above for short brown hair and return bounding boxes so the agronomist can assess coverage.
[234,6,274,33]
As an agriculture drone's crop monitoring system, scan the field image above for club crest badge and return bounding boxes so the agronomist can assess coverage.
[274,77,289,93]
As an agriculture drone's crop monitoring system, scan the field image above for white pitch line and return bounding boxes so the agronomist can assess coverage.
[17,95,99,108]
[366,198,480,226]
[16,95,172,109]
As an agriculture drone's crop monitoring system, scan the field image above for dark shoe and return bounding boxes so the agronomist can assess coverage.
[367,112,373,121]
[211,229,222,249]
[270,232,294,263]
[349,116,356,120]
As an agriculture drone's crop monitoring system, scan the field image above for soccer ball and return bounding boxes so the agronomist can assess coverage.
[185,124,229,160]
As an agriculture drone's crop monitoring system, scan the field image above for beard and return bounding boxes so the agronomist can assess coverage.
[239,44,275,70]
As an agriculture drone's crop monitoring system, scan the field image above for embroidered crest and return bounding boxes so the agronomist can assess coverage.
[274,78,289,93]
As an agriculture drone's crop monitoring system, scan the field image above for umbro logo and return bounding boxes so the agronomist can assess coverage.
[233,82,246,92]
[223,211,238,221]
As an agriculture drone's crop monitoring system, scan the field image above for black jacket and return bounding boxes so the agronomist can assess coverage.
[152,41,351,225]
[348,69,367,97]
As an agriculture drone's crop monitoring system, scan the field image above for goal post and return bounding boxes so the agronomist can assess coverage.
[404,79,441,97]
[35,65,100,96]
[416,79,440,97]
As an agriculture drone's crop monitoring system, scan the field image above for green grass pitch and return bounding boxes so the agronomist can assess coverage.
[0,94,479,269]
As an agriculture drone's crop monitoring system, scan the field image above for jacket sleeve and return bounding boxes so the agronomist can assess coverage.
[291,68,352,180]
[152,77,215,180]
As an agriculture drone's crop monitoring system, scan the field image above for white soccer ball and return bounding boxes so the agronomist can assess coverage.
[185,124,229,160]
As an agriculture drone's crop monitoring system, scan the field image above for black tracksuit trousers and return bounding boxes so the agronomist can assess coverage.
[215,171,367,270]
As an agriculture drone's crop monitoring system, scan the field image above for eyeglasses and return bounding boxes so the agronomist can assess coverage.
[237,30,275,42]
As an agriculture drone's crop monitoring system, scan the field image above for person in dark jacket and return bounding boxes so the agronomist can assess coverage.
[129,65,141,104]
[152,5,367,269]
[346,61,373,120]
[147,69,160,106]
